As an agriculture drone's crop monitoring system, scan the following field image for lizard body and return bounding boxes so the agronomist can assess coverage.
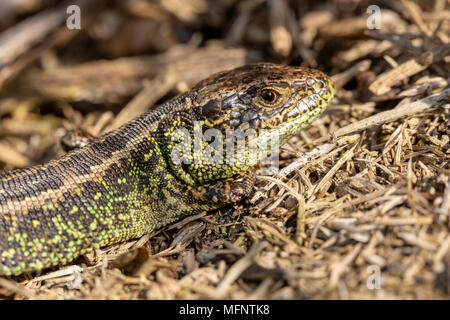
[0,63,334,276]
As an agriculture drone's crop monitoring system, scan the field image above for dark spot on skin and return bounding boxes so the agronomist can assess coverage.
[306,97,317,110]
[245,85,260,95]
[200,99,221,118]
[287,107,299,118]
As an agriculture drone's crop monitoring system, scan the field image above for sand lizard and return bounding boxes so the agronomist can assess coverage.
[0,63,334,276]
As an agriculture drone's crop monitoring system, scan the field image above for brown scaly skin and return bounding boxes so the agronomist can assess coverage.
[0,63,334,276]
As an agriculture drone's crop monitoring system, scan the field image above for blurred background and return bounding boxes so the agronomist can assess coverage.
[0,0,449,299]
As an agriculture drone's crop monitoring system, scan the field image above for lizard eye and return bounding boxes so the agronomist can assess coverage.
[260,89,278,103]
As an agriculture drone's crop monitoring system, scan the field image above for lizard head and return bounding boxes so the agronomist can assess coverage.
[192,63,334,141]
[165,63,334,185]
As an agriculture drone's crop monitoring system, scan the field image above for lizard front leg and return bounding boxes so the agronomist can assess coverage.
[188,169,256,206]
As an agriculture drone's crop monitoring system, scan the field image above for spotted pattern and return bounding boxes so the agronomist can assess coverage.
[0,63,334,276]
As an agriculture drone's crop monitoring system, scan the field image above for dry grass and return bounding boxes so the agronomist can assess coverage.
[0,0,448,299]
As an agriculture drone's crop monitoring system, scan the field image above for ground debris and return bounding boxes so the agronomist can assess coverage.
[0,0,449,300]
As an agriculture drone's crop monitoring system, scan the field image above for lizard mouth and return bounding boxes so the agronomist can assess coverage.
[256,72,334,131]
[255,75,334,151]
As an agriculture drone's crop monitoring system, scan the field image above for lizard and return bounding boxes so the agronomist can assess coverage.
[0,63,334,276]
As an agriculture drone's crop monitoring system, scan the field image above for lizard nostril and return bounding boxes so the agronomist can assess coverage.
[306,78,315,88]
